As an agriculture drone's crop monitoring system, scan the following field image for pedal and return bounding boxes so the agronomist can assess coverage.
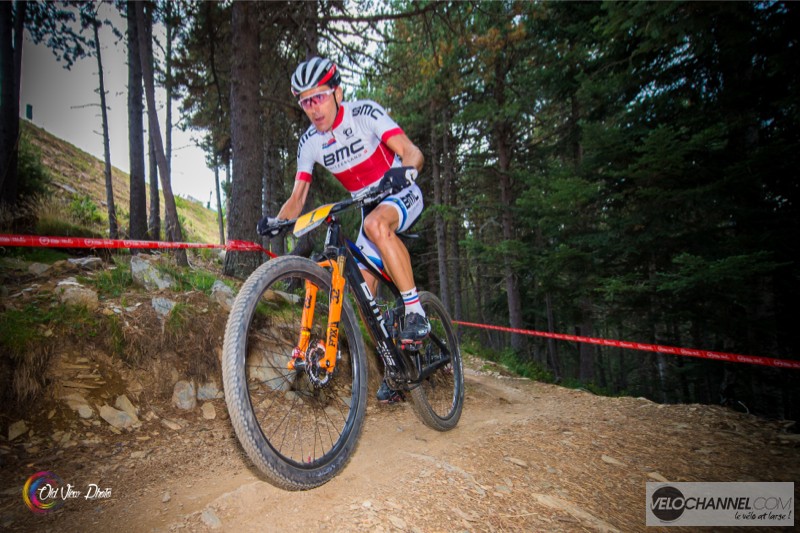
[400,339,423,352]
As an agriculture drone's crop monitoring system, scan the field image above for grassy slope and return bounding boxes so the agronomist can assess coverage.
[21,120,220,244]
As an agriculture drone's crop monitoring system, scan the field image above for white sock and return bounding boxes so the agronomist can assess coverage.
[401,287,425,317]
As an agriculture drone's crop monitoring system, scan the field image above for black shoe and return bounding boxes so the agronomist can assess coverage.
[377,380,404,404]
[399,312,431,344]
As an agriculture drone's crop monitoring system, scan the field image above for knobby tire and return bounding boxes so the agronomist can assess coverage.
[408,291,464,431]
[222,257,367,490]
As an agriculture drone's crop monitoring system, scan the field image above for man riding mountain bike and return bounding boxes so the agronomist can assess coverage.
[258,57,429,404]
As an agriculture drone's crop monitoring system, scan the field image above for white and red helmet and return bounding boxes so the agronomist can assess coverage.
[291,57,341,96]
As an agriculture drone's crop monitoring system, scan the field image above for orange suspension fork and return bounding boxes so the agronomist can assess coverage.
[320,255,346,374]
[289,279,319,370]
[287,256,346,375]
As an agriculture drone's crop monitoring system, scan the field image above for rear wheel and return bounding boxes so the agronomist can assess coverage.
[222,256,367,490]
[408,291,464,431]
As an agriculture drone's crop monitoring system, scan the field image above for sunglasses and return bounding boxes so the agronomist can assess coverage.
[298,88,336,110]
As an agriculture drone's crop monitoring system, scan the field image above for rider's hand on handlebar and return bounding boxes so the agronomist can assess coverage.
[257,216,284,237]
[379,166,418,195]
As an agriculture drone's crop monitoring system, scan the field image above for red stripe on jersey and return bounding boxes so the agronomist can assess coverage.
[332,106,344,129]
[381,127,403,144]
[296,171,312,183]
[334,143,397,192]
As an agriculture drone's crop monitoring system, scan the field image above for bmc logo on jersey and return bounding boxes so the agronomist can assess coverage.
[352,103,384,121]
[323,138,366,166]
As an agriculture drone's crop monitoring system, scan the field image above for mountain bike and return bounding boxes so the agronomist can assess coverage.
[221,185,464,490]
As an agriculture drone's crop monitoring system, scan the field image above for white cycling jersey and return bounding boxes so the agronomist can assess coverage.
[294,99,423,275]
[295,99,404,192]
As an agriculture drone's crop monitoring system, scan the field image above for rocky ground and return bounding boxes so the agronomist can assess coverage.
[1,254,799,532]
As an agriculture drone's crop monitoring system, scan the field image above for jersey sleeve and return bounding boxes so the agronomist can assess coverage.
[355,100,404,145]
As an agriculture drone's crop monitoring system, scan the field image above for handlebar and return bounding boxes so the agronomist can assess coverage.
[262,184,391,237]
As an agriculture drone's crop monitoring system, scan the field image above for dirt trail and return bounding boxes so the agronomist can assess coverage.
[2,356,799,533]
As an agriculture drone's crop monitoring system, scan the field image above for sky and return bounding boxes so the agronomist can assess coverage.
[19,5,218,208]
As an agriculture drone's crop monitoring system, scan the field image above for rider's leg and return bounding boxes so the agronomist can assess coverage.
[362,204,414,291]
[360,267,379,296]
[362,205,430,344]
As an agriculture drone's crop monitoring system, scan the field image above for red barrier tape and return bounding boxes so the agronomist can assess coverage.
[453,320,800,371]
[4,233,795,370]
[0,234,277,258]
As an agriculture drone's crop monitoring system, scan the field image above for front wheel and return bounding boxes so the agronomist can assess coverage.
[222,256,367,490]
[408,292,464,431]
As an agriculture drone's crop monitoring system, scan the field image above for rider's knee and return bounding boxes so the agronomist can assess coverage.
[363,214,391,243]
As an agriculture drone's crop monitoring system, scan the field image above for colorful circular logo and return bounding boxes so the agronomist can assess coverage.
[23,471,66,514]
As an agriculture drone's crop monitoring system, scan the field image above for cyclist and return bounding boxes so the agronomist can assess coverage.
[259,57,429,403]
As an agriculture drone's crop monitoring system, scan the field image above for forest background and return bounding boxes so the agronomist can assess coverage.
[1,1,798,421]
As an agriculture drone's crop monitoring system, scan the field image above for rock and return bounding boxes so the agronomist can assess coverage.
[388,516,407,529]
[264,289,301,305]
[55,181,78,194]
[8,420,28,441]
[211,280,235,310]
[161,419,182,431]
[77,405,94,419]
[61,392,88,406]
[172,381,197,410]
[505,457,528,468]
[197,381,223,400]
[99,405,136,430]
[162,492,171,503]
[647,471,669,482]
[152,297,176,317]
[534,493,621,533]
[28,262,51,276]
[601,454,625,467]
[201,508,222,529]
[201,402,216,420]
[68,257,103,269]
[115,395,139,423]
[59,285,99,310]
[130,255,175,290]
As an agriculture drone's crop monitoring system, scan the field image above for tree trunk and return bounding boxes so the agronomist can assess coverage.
[223,1,262,278]
[578,297,595,383]
[144,3,160,240]
[148,135,159,238]
[0,1,24,207]
[164,0,173,178]
[430,104,448,303]
[498,159,524,352]
[135,2,186,265]
[126,1,147,240]
[261,119,285,255]
[213,149,224,244]
[442,110,462,322]
[92,19,117,239]
[545,292,562,380]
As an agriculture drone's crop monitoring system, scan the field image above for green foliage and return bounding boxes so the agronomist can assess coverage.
[559,378,619,398]
[69,194,103,225]
[82,258,134,298]
[107,314,126,357]
[36,215,101,238]
[166,302,189,335]
[0,303,99,356]
[17,134,53,199]
[6,248,70,264]
[156,262,219,294]
[499,352,555,384]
